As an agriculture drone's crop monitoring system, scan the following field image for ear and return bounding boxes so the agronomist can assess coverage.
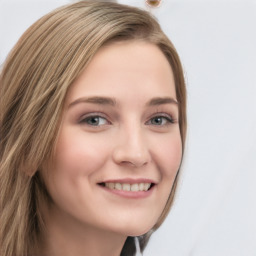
[21,160,39,177]
[23,168,37,177]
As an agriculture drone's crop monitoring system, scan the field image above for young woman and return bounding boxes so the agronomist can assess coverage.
[0,1,186,256]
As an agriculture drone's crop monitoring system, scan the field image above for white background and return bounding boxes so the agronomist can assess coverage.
[1,0,255,255]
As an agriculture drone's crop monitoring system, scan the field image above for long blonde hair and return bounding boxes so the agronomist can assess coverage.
[0,1,186,255]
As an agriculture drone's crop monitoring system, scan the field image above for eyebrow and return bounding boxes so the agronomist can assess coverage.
[68,96,116,108]
[68,96,178,109]
[146,97,179,106]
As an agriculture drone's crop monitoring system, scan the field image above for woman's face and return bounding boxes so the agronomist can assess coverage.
[43,41,182,236]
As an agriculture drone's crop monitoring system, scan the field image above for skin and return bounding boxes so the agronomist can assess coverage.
[40,41,182,256]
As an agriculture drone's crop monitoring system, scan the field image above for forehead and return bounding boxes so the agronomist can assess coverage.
[67,41,176,103]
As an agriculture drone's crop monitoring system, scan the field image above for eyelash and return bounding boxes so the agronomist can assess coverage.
[79,112,176,127]
[146,114,175,126]
[79,113,110,126]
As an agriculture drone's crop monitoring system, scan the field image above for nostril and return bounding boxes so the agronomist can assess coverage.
[119,160,148,168]
[112,134,151,167]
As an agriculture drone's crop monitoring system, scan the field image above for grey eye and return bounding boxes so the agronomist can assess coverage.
[149,116,173,125]
[82,116,108,126]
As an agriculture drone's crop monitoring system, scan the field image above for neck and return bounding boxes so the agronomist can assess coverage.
[37,204,126,256]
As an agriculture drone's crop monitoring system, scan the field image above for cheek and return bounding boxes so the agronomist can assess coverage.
[154,134,182,211]
[54,129,110,177]
[165,138,182,176]
[43,130,112,211]
[152,133,182,179]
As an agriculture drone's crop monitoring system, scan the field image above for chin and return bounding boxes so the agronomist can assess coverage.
[111,220,156,237]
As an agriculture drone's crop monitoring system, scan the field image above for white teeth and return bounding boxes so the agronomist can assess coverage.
[131,184,139,192]
[144,183,151,191]
[107,183,115,189]
[115,183,122,190]
[104,182,152,192]
[139,183,145,191]
[122,184,130,191]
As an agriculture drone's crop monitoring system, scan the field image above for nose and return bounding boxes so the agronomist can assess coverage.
[112,126,151,168]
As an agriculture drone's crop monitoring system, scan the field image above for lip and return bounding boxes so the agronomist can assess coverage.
[97,178,157,199]
[100,178,156,184]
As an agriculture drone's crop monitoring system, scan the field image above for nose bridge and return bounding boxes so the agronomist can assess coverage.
[112,119,150,167]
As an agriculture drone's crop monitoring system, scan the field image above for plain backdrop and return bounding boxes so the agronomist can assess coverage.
[0,0,255,255]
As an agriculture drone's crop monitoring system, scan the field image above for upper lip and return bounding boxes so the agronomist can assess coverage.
[98,178,157,184]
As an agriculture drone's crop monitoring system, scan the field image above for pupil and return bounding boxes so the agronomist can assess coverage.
[153,117,162,125]
[89,117,99,125]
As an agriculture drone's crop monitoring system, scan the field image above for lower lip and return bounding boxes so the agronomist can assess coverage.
[99,185,155,199]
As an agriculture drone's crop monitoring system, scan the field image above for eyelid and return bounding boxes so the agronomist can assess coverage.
[77,111,177,127]
[79,112,111,125]
[146,112,177,125]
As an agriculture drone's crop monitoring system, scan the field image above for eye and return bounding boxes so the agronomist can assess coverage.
[147,115,174,126]
[80,115,109,126]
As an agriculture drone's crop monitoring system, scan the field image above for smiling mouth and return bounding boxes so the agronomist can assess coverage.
[98,182,155,192]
